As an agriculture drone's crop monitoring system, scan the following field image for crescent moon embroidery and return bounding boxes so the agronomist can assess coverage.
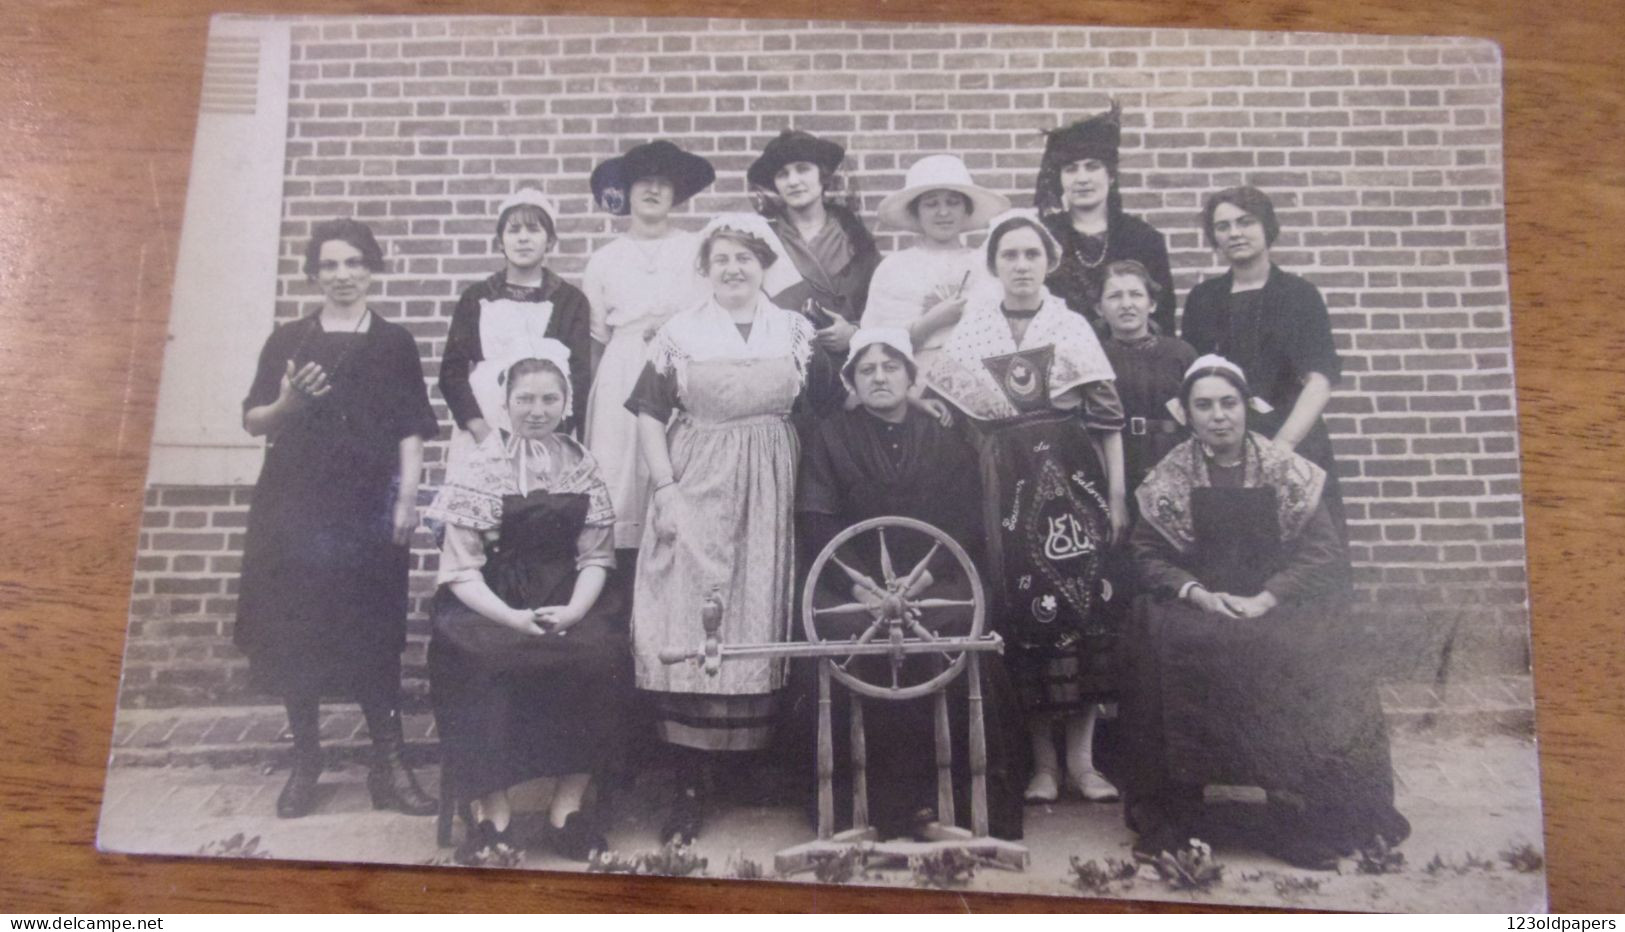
[1006,358,1037,398]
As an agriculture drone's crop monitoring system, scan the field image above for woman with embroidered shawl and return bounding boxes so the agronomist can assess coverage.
[626,213,838,844]
[795,328,1026,841]
[426,347,629,863]
[923,210,1128,806]
[1124,356,1408,870]
[1180,186,1348,538]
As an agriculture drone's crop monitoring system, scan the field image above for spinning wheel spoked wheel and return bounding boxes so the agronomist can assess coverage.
[802,516,986,702]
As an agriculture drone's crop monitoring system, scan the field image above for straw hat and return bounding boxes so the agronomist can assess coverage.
[876,155,1011,234]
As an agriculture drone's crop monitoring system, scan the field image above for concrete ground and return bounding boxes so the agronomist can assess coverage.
[98,723,1547,912]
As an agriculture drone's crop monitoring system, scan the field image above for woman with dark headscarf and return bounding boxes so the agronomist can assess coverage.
[749,128,882,358]
[1123,355,1407,870]
[1180,186,1348,537]
[237,218,441,820]
[1037,103,1178,337]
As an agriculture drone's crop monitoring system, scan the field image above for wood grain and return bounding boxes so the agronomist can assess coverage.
[1,0,1620,913]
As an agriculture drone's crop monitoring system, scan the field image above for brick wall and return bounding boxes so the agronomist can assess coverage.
[121,16,1526,707]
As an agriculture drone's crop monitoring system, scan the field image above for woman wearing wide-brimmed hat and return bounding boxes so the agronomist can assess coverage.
[862,154,1010,375]
[748,128,882,357]
[582,140,716,558]
[1036,103,1178,337]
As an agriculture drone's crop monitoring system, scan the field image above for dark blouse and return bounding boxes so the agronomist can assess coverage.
[797,406,984,565]
[1180,265,1342,414]
[243,312,440,460]
[438,269,594,434]
[1042,211,1177,337]
[768,205,882,325]
[1130,466,1346,607]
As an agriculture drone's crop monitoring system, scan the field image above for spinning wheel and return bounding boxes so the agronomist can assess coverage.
[802,516,986,701]
[660,516,1027,875]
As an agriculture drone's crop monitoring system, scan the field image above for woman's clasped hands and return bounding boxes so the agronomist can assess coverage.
[1189,585,1278,620]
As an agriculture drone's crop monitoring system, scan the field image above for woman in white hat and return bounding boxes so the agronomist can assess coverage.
[439,188,594,458]
[863,154,1010,374]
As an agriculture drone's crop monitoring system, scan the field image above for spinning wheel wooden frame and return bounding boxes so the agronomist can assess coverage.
[660,516,1028,875]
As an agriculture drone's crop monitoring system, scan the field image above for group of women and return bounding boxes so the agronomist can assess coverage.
[233,105,1407,872]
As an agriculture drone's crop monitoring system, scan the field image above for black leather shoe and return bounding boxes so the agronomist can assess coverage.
[660,787,703,846]
[553,811,608,862]
[276,749,322,819]
[367,738,437,816]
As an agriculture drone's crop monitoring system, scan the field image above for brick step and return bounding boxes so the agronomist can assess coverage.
[107,675,1536,768]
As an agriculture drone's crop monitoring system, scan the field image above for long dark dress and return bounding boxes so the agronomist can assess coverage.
[794,406,1026,840]
[1043,212,1178,337]
[427,438,629,802]
[1181,265,1347,536]
[1123,438,1408,858]
[235,313,439,698]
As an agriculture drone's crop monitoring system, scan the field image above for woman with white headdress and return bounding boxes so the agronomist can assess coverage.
[439,188,594,454]
[625,213,840,845]
[925,209,1128,807]
[426,345,629,864]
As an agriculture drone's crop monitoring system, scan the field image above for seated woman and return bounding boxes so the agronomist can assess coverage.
[796,328,1024,841]
[1124,355,1409,870]
[426,347,629,863]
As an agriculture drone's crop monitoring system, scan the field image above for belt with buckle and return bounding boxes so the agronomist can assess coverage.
[1128,416,1181,436]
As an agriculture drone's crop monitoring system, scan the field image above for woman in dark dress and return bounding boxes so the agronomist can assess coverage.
[795,328,1025,841]
[1097,260,1198,501]
[749,128,882,359]
[426,349,629,863]
[923,210,1128,806]
[1124,356,1408,870]
[1037,103,1178,337]
[438,189,594,446]
[1180,186,1348,537]
[237,218,441,819]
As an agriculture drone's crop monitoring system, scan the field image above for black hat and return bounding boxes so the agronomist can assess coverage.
[746,129,846,191]
[1035,102,1122,212]
[590,140,716,216]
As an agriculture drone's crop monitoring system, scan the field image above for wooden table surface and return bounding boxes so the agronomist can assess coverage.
[2,0,1620,913]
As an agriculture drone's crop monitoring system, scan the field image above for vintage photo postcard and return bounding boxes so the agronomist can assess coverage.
[98,12,1546,911]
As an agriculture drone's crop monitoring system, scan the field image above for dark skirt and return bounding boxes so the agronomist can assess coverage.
[234,454,408,699]
[1122,592,1408,852]
[428,491,631,801]
[967,409,1119,715]
[429,587,628,800]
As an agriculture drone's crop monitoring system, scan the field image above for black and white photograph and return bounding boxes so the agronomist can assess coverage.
[97,12,1546,911]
